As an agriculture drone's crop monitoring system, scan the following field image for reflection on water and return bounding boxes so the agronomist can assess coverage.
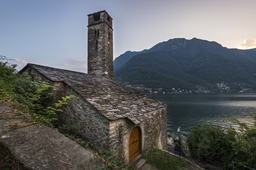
[151,93,256,134]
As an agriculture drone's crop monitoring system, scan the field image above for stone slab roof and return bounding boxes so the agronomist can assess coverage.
[20,64,166,124]
[0,102,99,170]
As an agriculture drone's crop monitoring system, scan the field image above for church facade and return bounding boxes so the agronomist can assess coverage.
[20,11,167,163]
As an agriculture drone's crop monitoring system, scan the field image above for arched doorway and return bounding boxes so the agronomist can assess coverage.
[129,127,141,162]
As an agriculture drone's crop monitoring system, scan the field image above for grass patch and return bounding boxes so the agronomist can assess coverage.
[142,148,202,170]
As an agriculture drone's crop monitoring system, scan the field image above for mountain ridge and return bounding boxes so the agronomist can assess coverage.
[114,38,256,93]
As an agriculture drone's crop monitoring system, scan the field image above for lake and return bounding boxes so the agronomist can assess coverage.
[151,93,256,135]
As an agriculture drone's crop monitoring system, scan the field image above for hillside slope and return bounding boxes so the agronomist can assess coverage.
[114,38,256,92]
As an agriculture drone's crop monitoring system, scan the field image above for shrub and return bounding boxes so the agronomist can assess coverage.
[0,56,74,128]
[187,120,256,169]
[0,56,17,100]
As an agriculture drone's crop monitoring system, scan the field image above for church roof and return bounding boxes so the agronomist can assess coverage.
[20,63,166,124]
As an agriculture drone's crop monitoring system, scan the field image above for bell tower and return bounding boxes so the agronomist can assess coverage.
[87,10,113,78]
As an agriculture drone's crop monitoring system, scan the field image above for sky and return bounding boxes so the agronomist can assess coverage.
[1,0,256,72]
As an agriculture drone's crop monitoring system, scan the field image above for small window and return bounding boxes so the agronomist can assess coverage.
[108,32,111,40]
[97,30,100,38]
[93,13,100,21]
[96,40,98,51]
[95,29,99,39]
[107,16,110,22]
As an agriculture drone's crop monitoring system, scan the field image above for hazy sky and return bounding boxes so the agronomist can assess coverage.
[1,0,256,72]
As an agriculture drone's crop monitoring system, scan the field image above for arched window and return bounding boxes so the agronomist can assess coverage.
[108,32,111,40]
[96,40,98,51]
[97,30,99,38]
[95,29,99,39]
[93,13,100,21]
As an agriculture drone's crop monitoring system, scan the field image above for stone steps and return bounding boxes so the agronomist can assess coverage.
[134,158,159,170]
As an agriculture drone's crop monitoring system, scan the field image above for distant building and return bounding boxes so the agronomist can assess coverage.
[20,11,167,163]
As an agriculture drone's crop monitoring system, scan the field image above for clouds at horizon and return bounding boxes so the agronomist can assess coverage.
[12,58,28,71]
[236,39,256,49]
[61,58,87,73]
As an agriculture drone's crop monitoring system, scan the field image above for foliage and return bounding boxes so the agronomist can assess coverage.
[33,94,75,128]
[0,56,75,128]
[89,149,133,170]
[142,147,202,170]
[186,124,236,169]
[12,73,51,111]
[0,55,17,101]
[0,145,18,170]
[97,149,123,169]
[187,118,256,169]
[15,75,75,127]
[178,131,183,156]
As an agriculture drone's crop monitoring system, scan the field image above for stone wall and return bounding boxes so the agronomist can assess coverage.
[109,119,134,163]
[142,108,167,151]
[61,87,110,150]
[109,107,167,163]
[103,21,113,78]
[52,82,66,104]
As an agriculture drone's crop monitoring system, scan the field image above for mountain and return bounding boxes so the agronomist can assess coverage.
[114,38,256,92]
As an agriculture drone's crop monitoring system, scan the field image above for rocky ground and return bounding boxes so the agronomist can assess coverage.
[0,102,101,170]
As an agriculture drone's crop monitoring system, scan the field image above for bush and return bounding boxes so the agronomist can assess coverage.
[187,120,256,169]
[0,56,17,100]
[0,56,74,128]
[13,73,53,112]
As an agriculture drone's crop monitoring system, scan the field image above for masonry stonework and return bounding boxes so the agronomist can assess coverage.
[88,11,113,78]
[61,87,110,150]
[108,108,167,163]
[143,108,167,151]
[19,10,167,164]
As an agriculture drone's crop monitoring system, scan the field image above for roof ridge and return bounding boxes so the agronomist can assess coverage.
[27,63,87,75]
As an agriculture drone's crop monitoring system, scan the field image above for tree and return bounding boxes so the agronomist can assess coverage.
[187,117,256,169]
[0,55,17,100]
[0,56,74,128]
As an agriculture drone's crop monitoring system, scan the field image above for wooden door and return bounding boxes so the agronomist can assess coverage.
[129,127,141,162]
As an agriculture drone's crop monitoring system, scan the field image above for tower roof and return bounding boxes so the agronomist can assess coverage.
[87,10,112,20]
[87,10,113,28]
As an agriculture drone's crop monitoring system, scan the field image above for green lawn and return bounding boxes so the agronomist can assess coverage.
[142,148,202,170]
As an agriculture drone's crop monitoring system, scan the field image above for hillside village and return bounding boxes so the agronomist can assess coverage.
[128,82,255,95]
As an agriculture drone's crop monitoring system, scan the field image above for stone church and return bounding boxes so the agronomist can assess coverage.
[20,10,167,163]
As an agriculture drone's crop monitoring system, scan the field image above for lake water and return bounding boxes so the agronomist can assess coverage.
[151,93,256,135]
